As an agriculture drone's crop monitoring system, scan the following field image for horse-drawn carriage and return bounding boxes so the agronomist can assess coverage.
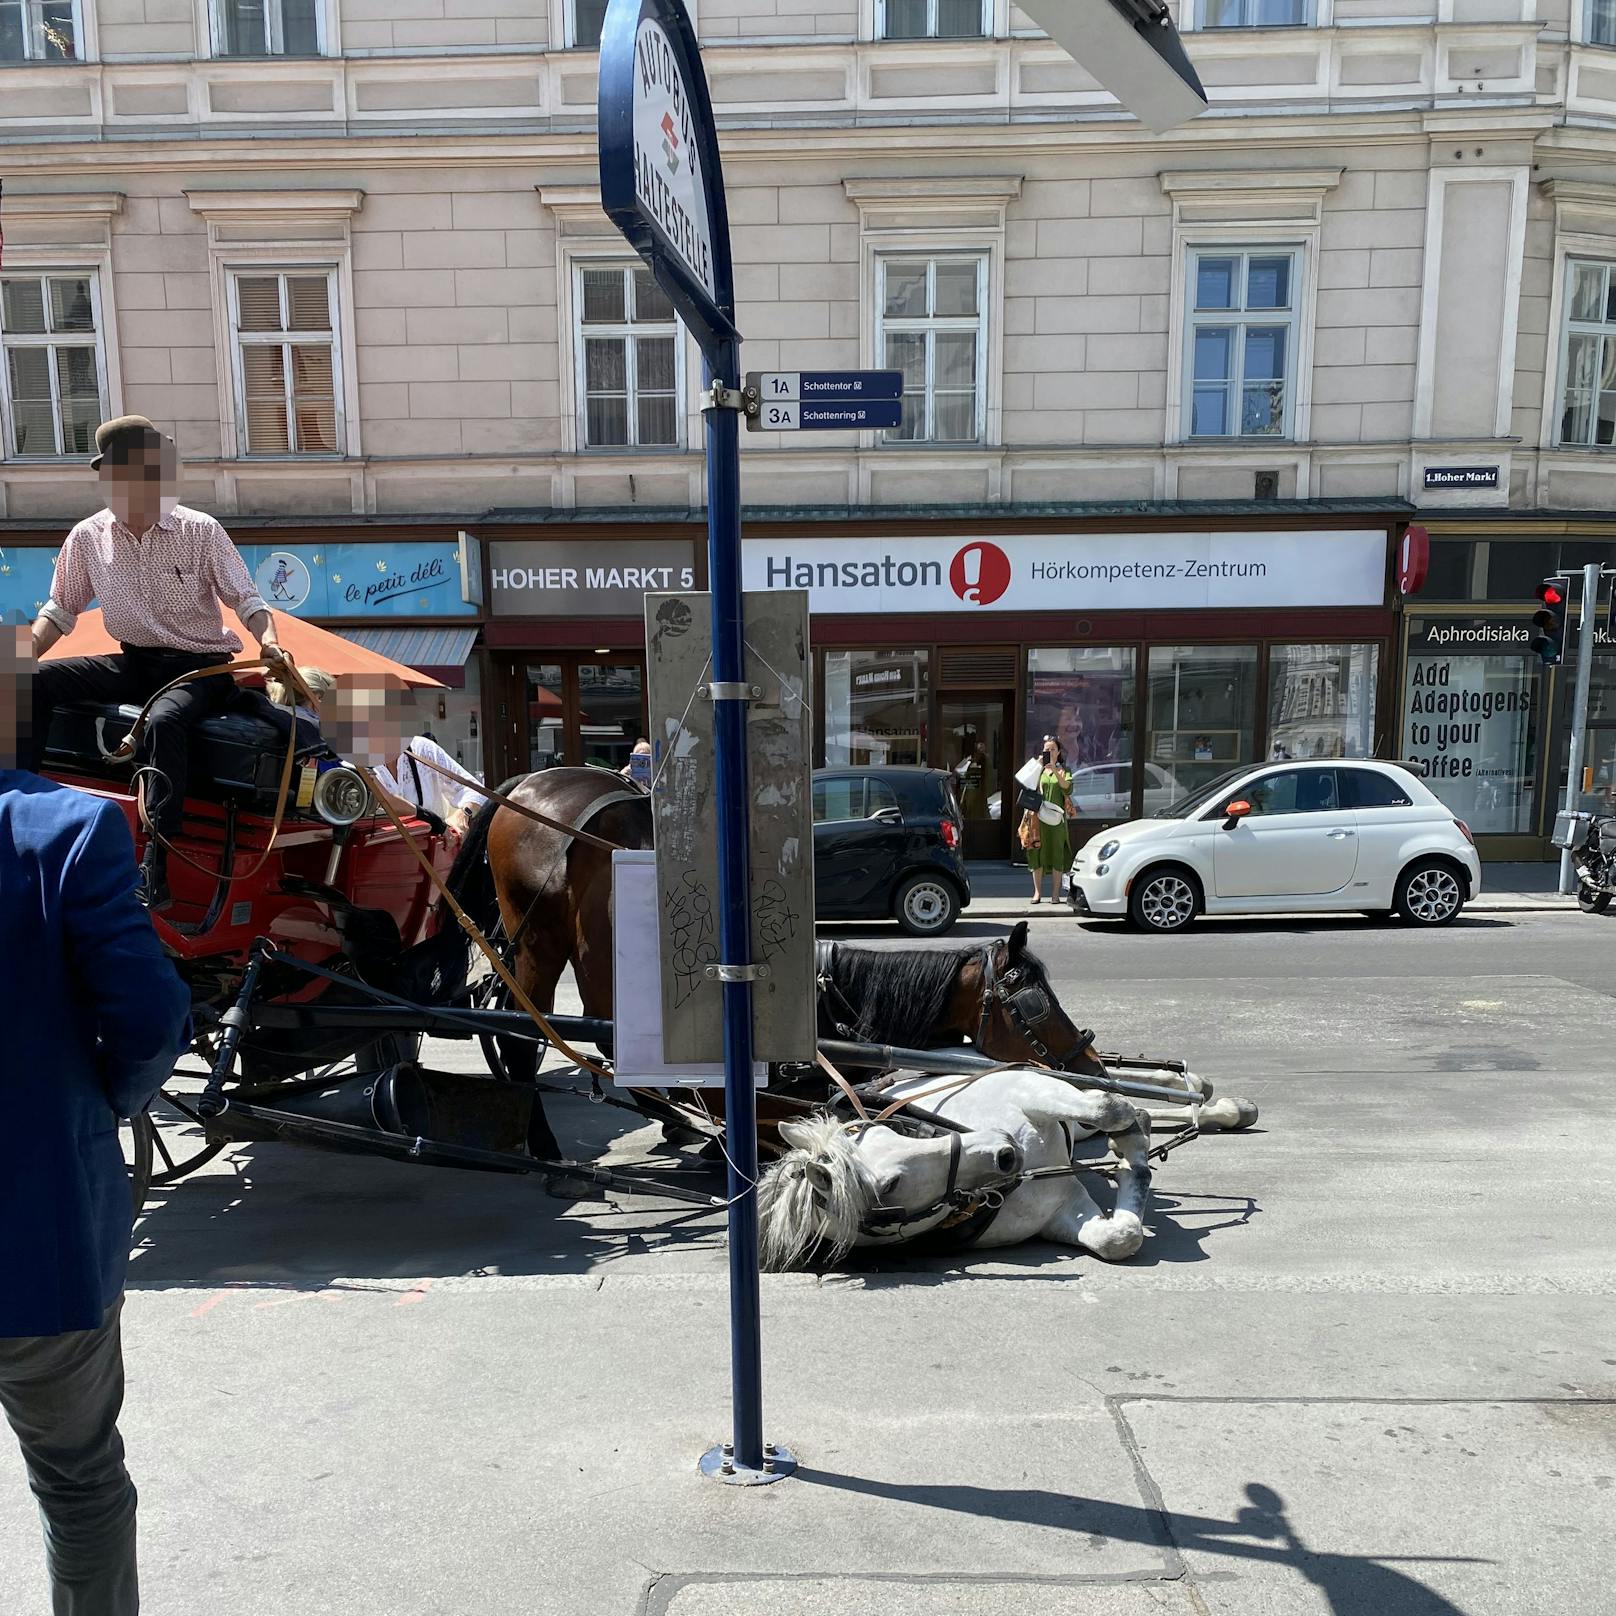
[43,688,1251,1265]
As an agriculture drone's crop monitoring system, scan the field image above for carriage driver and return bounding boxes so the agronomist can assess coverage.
[24,416,287,909]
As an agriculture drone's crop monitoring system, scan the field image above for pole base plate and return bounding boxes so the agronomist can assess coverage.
[699,1442,798,1486]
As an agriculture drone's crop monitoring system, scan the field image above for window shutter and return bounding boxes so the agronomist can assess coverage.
[237,276,283,332]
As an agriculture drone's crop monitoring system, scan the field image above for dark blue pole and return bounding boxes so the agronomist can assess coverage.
[704,334,765,1473]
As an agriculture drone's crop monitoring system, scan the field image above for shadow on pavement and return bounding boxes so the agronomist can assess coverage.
[126,1092,729,1286]
[799,1471,1485,1615]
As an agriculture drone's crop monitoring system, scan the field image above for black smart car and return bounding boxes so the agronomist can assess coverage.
[812,766,971,936]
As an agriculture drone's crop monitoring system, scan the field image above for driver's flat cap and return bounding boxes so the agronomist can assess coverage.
[89,414,162,470]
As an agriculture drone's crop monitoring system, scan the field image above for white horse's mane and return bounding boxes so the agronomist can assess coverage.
[757,1115,877,1272]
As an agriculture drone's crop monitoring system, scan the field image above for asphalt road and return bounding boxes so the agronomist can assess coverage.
[1,908,1611,1615]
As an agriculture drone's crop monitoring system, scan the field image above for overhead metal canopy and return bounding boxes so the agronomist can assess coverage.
[1015,0,1208,134]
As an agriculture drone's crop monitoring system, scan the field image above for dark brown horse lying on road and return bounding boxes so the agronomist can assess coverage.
[453,767,1108,1155]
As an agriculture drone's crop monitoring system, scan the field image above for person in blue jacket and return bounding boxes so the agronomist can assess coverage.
[0,623,192,1615]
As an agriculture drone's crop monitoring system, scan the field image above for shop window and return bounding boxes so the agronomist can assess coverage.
[0,272,106,459]
[528,663,564,769]
[877,0,988,37]
[1425,540,1474,601]
[1184,249,1300,439]
[1196,0,1309,26]
[877,254,986,445]
[209,0,323,56]
[824,649,930,766]
[1557,259,1616,448]
[229,270,341,456]
[1267,643,1379,760]
[0,0,78,59]
[1146,644,1259,797]
[1483,541,1558,603]
[575,264,683,451]
[1026,647,1141,818]
[1402,623,1539,835]
[1552,642,1616,812]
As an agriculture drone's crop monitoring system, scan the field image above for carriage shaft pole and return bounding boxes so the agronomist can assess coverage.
[818,1040,1201,1108]
[707,333,768,1476]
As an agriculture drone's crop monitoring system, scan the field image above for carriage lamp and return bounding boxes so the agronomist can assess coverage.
[312,765,372,827]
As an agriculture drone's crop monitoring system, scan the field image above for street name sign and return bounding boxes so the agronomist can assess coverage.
[744,369,905,432]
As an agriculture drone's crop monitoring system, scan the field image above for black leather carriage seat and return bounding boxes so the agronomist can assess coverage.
[43,697,329,809]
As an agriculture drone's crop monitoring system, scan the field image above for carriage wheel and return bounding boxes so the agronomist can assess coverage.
[126,1114,154,1214]
[121,1027,234,1202]
[476,972,547,1085]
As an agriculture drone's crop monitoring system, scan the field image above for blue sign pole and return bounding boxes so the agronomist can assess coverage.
[599,0,792,1486]
[703,331,768,1476]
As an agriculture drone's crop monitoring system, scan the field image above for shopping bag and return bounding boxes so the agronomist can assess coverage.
[1017,810,1041,850]
[1014,756,1043,791]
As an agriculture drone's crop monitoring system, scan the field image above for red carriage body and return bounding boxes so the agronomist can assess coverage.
[41,706,455,997]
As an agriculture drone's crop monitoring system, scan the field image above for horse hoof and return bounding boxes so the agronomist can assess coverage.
[1200,1096,1258,1130]
[1082,1213,1145,1262]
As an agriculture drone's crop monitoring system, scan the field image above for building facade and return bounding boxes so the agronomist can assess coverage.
[5,0,1616,856]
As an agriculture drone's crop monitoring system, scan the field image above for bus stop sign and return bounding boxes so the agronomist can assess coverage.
[598,0,737,363]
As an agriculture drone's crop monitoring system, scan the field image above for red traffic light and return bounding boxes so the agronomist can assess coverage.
[1538,582,1565,606]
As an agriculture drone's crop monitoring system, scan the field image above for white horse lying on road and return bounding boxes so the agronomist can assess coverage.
[758,1067,1153,1271]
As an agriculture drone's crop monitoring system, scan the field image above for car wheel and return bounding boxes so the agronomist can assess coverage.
[1127,867,1200,933]
[1577,883,1612,914]
[894,873,960,937]
[1394,859,1465,927]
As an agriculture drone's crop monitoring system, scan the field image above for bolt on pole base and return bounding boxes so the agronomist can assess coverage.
[699,1442,798,1487]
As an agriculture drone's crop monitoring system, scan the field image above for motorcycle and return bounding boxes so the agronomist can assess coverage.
[1552,810,1616,913]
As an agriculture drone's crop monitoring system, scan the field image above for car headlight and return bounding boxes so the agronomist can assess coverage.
[311,765,372,827]
[1098,839,1121,860]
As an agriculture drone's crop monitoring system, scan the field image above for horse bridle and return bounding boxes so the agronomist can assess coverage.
[975,942,1096,1068]
[860,1124,1025,1236]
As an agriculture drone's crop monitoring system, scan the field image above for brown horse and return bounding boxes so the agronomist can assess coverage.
[454,768,1108,1156]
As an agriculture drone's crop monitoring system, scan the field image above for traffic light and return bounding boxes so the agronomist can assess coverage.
[1530,576,1571,665]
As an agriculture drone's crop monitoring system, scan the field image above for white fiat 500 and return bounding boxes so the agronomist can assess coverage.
[1068,761,1482,933]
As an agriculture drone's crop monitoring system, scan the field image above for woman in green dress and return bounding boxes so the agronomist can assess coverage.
[1028,735,1073,905]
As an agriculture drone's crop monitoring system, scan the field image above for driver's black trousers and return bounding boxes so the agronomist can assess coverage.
[28,645,236,838]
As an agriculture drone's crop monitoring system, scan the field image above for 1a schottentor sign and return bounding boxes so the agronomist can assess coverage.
[741,531,1387,614]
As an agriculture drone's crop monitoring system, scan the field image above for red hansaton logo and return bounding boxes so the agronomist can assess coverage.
[948,541,1011,606]
[661,111,682,174]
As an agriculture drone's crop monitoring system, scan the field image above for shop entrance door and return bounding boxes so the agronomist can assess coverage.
[940,693,1012,859]
[517,656,646,773]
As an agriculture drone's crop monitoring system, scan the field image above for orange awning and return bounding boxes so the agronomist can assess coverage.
[43,608,443,689]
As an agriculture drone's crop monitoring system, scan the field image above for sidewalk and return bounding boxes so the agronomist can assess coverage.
[964,858,1576,918]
